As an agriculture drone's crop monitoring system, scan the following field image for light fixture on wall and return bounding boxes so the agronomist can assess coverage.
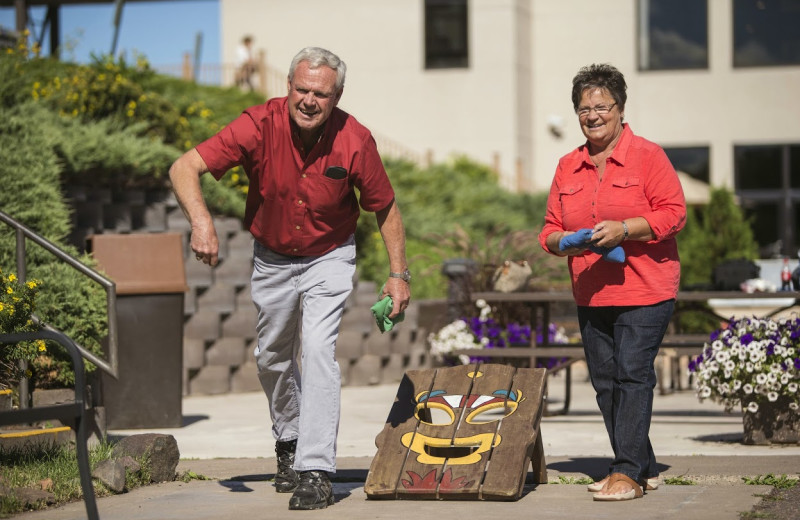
[547,115,564,139]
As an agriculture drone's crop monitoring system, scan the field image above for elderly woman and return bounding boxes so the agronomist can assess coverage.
[538,64,686,501]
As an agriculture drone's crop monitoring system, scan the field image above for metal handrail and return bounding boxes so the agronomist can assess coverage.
[0,210,118,384]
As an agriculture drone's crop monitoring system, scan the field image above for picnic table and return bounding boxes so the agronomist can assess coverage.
[464,290,800,415]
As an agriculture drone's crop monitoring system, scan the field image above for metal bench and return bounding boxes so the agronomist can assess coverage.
[0,330,99,520]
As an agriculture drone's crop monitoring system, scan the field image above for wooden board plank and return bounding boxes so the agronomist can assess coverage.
[365,368,437,498]
[395,364,480,499]
[477,367,547,498]
[434,363,516,499]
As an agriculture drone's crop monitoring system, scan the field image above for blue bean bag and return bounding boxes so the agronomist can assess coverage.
[558,228,626,263]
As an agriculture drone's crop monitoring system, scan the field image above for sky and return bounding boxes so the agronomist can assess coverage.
[0,0,220,66]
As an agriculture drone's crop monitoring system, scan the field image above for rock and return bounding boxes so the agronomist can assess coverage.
[12,487,56,507]
[112,433,180,483]
[91,455,143,493]
[118,455,142,475]
[92,459,126,492]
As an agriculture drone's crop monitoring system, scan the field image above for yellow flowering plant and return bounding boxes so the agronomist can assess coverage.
[0,269,45,390]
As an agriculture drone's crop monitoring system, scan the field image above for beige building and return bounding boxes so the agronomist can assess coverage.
[221,0,800,256]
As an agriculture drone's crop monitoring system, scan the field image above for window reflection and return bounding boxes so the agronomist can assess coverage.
[734,0,800,67]
[425,0,469,70]
[664,146,710,183]
[638,0,708,70]
[735,144,800,256]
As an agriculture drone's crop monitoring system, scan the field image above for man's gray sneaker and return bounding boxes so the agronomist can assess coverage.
[288,471,334,510]
[274,439,298,493]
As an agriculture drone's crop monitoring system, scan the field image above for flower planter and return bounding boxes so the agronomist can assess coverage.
[742,397,800,445]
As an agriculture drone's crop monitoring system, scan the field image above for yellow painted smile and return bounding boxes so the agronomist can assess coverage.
[400,432,501,465]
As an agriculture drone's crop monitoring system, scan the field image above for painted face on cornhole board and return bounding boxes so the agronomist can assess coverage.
[365,363,547,500]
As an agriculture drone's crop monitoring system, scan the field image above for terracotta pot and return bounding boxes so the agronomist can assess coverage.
[741,396,800,445]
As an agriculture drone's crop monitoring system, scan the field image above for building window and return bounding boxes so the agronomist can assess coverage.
[664,146,710,183]
[637,0,708,70]
[734,0,800,67]
[735,144,800,257]
[425,0,468,69]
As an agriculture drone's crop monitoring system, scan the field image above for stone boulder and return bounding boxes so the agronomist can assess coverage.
[112,433,180,482]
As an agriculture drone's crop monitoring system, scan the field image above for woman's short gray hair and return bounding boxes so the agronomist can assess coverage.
[571,63,627,112]
[288,47,347,91]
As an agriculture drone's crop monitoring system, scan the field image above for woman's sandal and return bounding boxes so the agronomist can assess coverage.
[592,473,643,501]
[587,476,658,492]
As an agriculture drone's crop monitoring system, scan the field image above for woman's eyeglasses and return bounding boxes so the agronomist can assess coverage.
[576,102,617,117]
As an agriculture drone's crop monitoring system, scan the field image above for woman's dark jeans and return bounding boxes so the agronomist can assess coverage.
[577,299,675,484]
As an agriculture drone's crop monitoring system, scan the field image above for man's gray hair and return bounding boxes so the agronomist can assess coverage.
[288,47,347,91]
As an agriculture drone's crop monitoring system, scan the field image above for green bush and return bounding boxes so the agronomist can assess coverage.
[355,157,566,299]
[679,187,759,289]
[0,102,107,387]
[676,187,760,333]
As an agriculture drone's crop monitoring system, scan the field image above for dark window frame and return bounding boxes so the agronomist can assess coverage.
[733,0,800,68]
[636,0,709,71]
[663,146,711,183]
[424,0,469,70]
[734,143,800,257]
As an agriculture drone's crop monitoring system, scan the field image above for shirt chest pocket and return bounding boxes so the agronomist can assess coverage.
[606,176,646,209]
[559,182,586,218]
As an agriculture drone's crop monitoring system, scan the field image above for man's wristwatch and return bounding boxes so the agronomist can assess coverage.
[389,269,412,283]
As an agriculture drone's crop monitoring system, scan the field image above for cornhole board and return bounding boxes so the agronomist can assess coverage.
[365,363,547,500]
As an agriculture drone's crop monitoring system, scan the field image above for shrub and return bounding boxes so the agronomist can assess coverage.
[0,102,107,387]
[0,271,44,389]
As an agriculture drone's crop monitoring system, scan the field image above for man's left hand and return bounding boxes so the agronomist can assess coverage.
[382,277,410,318]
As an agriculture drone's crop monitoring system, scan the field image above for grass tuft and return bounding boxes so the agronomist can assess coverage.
[0,440,151,516]
[742,474,799,490]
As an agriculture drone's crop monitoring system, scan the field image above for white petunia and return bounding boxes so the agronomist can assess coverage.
[747,401,759,413]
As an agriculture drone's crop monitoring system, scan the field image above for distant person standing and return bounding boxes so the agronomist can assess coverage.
[235,35,257,91]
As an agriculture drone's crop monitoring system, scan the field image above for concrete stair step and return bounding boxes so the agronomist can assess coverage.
[166,209,192,233]
[184,257,214,290]
[335,329,365,359]
[221,305,257,339]
[340,308,374,335]
[227,231,254,255]
[184,286,198,316]
[183,338,206,370]
[187,365,231,395]
[347,354,382,386]
[364,330,393,357]
[205,337,247,366]
[214,216,243,237]
[184,307,222,341]
[214,256,253,288]
[196,282,236,316]
[230,361,261,392]
[142,202,168,232]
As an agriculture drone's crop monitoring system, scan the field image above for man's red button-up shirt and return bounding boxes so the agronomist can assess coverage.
[538,124,686,307]
[196,97,395,257]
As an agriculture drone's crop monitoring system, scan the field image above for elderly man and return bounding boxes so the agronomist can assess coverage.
[169,47,411,510]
